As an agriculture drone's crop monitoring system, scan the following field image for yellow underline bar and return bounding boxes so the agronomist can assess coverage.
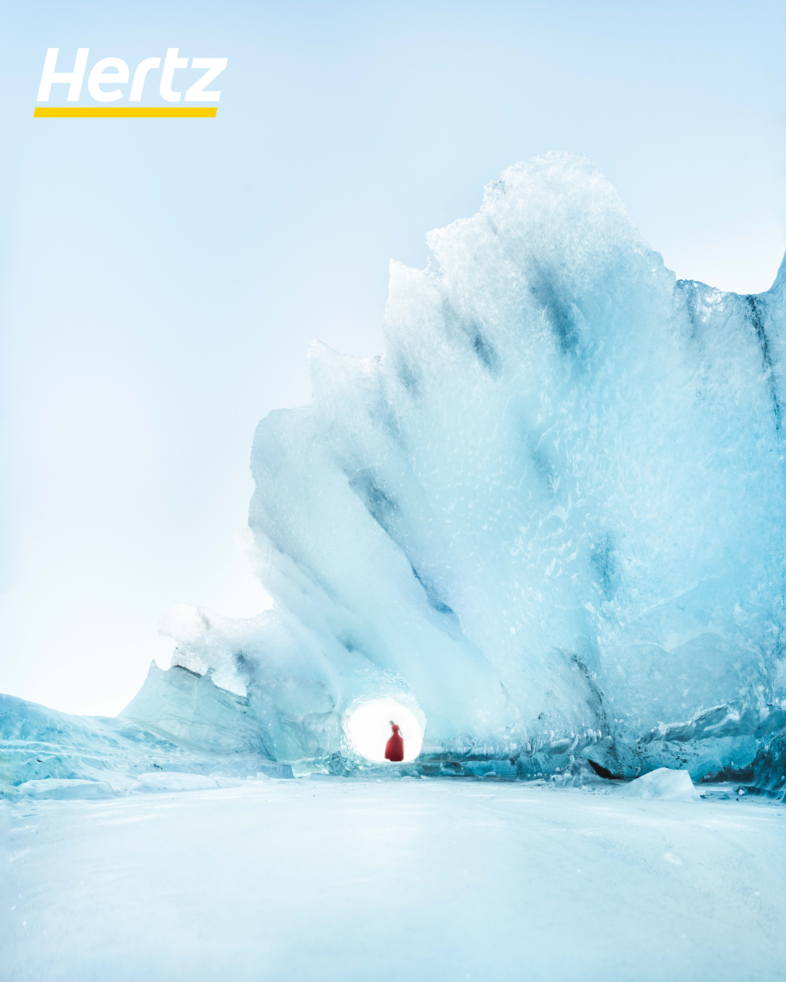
[34,106,217,118]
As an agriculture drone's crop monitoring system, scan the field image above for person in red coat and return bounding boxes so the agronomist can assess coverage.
[385,722,404,761]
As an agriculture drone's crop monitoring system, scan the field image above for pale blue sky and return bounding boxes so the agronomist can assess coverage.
[1,0,784,714]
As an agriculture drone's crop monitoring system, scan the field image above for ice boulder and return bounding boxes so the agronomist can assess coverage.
[157,152,786,785]
[617,768,701,802]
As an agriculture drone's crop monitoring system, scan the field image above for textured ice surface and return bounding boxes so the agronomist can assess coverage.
[154,152,786,787]
[4,781,786,982]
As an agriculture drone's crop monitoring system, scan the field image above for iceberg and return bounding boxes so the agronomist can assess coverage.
[4,152,786,795]
[156,151,786,788]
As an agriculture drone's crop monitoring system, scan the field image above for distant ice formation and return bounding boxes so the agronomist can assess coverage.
[0,669,290,800]
[4,152,786,795]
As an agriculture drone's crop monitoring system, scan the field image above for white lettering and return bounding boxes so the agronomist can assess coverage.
[37,48,228,105]
[87,58,129,102]
[129,57,161,101]
[160,48,188,102]
[37,48,89,102]
[185,58,227,102]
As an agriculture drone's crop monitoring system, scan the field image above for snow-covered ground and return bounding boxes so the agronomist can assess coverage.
[3,779,785,982]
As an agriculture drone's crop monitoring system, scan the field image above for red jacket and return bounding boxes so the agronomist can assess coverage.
[385,724,404,762]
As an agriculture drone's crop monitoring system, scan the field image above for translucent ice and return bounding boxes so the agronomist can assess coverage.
[616,767,701,802]
[0,671,291,799]
[158,152,786,784]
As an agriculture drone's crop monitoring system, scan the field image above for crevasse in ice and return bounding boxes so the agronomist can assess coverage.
[154,151,786,784]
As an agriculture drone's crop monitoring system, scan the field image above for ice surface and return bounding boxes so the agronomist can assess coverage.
[4,781,786,982]
[153,152,786,788]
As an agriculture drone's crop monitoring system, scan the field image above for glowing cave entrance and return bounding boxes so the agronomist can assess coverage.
[344,698,424,763]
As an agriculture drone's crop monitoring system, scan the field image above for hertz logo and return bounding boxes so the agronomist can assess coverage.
[34,48,227,118]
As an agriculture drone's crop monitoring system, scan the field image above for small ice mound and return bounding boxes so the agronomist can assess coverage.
[132,772,228,793]
[344,698,424,762]
[617,767,701,802]
[16,779,117,800]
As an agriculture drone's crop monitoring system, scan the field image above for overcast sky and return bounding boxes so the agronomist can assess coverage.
[1,0,784,716]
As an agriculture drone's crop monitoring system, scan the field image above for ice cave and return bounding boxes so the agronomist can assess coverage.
[3,151,786,798]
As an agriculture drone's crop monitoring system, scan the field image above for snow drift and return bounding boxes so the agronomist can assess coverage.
[4,152,786,794]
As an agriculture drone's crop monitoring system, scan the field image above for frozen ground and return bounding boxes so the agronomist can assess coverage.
[3,780,785,982]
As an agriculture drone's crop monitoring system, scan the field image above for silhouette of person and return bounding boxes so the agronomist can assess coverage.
[385,721,404,761]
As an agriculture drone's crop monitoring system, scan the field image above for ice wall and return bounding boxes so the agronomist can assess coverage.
[0,668,291,800]
[167,152,786,785]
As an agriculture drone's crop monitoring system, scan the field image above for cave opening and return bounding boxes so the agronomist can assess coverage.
[344,698,424,762]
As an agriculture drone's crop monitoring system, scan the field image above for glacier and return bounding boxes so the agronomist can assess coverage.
[3,151,786,796]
